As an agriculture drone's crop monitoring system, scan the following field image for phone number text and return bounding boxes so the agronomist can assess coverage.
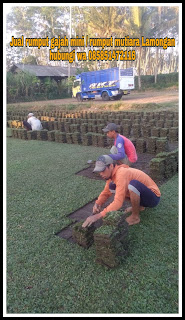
[88,49,136,61]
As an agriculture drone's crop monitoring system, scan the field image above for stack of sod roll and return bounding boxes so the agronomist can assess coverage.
[94,211,129,268]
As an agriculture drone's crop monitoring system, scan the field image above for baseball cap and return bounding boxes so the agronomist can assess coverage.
[93,155,113,172]
[102,123,118,133]
[28,113,34,117]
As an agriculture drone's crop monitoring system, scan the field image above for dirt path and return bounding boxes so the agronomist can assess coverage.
[8,88,179,111]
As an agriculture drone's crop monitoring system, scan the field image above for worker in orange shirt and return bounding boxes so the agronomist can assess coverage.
[82,155,161,227]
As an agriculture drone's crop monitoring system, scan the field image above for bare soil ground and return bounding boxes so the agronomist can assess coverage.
[8,87,179,112]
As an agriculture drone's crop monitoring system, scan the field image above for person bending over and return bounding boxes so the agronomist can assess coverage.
[82,155,161,227]
[23,113,43,131]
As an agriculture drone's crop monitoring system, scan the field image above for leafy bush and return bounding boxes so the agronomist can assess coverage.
[134,72,178,89]
[7,71,73,103]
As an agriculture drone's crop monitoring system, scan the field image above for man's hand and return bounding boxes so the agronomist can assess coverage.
[82,213,102,228]
[93,203,101,214]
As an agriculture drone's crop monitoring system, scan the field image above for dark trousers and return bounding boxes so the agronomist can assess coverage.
[128,180,160,208]
[109,180,160,207]
[23,120,32,130]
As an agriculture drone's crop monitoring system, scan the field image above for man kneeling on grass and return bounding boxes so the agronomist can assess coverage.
[82,155,161,228]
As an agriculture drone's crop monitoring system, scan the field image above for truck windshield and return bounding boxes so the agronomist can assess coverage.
[73,80,80,88]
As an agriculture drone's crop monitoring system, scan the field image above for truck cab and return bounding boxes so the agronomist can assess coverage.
[72,78,81,98]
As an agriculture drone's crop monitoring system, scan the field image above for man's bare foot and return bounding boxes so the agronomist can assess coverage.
[124,206,132,213]
[140,206,145,211]
[126,215,140,225]
[124,206,145,213]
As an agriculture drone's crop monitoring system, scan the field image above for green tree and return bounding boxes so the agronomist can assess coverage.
[6,6,69,67]
[85,6,127,37]
[124,6,156,89]
[38,6,69,38]
[7,71,39,102]
[152,6,179,81]
[21,55,38,65]
[76,6,128,69]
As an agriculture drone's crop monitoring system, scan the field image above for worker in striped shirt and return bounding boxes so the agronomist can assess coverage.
[102,122,137,166]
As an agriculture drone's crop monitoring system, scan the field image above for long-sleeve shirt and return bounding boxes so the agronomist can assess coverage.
[27,116,43,130]
[109,134,137,163]
[96,164,161,217]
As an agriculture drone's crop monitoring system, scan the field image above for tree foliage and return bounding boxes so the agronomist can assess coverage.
[7,71,72,102]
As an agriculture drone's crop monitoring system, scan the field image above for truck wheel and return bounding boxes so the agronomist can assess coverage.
[77,93,83,102]
[102,92,110,101]
[112,94,123,100]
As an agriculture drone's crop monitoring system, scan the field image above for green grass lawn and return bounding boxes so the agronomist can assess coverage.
[6,137,179,314]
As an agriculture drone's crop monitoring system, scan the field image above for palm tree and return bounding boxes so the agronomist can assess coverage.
[151,6,179,82]
[77,6,128,69]
[125,6,156,89]
[84,6,127,38]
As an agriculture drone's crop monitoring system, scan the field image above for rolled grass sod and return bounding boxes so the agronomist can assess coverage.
[94,215,129,268]
[6,137,179,314]
[72,221,96,248]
